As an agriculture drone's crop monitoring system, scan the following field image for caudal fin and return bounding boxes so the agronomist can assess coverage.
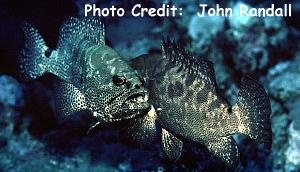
[232,76,272,149]
[18,22,49,80]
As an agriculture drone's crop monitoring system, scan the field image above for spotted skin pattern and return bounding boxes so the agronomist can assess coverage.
[129,38,271,167]
[18,17,150,128]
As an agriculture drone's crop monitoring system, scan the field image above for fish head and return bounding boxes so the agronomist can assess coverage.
[84,45,150,122]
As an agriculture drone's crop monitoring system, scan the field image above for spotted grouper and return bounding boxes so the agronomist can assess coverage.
[127,38,272,167]
[18,17,150,130]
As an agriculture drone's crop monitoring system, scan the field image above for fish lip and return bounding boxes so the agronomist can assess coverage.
[125,93,143,101]
[94,105,151,123]
[100,90,149,121]
[123,90,149,104]
[111,105,151,121]
[107,90,148,106]
[119,90,150,118]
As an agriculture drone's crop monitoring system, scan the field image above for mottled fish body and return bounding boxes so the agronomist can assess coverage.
[18,17,150,129]
[128,38,272,167]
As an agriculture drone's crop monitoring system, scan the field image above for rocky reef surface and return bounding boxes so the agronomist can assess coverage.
[1,0,300,171]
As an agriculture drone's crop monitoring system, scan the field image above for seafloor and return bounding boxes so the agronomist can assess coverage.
[0,0,300,171]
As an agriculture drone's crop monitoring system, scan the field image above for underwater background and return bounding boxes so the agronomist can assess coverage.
[0,0,299,171]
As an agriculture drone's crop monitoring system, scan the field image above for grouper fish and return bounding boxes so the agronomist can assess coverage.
[127,38,272,167]
[18,17,150,130]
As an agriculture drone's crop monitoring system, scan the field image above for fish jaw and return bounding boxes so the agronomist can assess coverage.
[120,89,150,118]
[91,89,150,123]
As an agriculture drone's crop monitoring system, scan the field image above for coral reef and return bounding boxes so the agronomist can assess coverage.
[224,2,289,74]
[188,14,225,48]
[0,75,24,107]
[266,55,300,172]
[268,57,300,101]
[285,122,300,171]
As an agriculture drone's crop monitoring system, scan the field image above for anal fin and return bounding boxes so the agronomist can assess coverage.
[205,136,239,168]
[161,128,183,162]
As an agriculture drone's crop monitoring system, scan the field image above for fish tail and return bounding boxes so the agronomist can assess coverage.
[18,22,50,80]
[232,76,272,149]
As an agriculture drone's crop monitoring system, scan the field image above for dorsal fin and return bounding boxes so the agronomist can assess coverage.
[54,17,105,84]
[161,37,217,89]
[58,17,105,49]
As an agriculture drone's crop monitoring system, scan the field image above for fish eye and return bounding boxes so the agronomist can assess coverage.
[112,75,126,86]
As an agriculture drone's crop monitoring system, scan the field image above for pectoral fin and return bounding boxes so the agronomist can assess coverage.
[161,128,183,162]
[126,105,159,145]
[205,136,239,168]
[54,78,89,123]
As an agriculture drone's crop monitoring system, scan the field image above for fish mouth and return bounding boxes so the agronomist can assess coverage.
[125,92,148,103]
[93,105,151,123]
[107,91,148,106]
[101,91,150,122]
[121,90,150,116]
[95,90,150,122]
